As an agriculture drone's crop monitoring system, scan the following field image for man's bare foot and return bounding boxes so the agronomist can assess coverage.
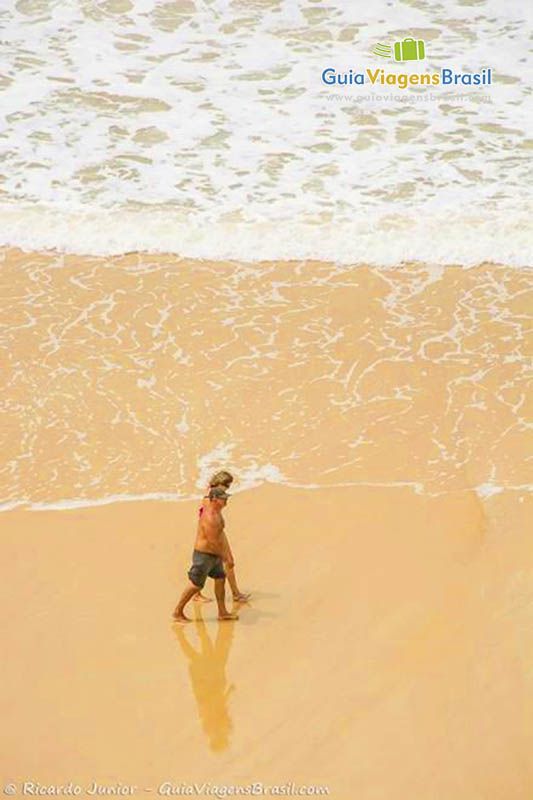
[172,611,192,623]
[218,612,239,621]
[193,593,213,603]
[232,592,251,602]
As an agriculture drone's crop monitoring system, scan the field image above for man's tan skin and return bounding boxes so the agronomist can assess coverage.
[194,472,251,604]
[173,491,238,623]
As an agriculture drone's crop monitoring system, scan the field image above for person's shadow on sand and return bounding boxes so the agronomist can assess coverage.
[173,608,235,752]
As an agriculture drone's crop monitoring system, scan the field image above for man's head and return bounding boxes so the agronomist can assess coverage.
[209,470,233,489]
[208,486,229,507]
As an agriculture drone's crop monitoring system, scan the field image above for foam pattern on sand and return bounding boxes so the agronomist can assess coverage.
[1,248,531,509]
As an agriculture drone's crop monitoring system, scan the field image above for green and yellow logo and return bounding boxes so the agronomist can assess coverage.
[321,35,492,89]
[373,38,426,62]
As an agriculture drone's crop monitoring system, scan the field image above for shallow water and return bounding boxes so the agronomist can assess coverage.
[1,248,531,508]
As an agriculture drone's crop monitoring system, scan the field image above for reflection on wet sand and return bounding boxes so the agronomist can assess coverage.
[174,609,236,752]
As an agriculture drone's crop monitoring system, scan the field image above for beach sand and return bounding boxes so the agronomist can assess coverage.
[1,486,532,798]
[1,246,532,798]
[1,247,531,505]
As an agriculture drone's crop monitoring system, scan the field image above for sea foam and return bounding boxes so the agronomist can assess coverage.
[1,204,532,267]
[0,0,531,266]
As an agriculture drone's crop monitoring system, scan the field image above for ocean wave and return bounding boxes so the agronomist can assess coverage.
[0,1,531,267]
[1,203,532,267]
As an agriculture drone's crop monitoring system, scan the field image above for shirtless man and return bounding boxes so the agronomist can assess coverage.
[173,486,239,623]
[194,470,250,604]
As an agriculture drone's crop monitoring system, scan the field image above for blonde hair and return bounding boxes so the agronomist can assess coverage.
[209,470,233,488]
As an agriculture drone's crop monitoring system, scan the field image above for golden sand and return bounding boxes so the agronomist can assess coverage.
[1,246,532,798]
[1,486,532,799]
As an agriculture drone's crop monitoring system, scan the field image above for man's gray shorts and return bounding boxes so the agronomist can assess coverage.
[188,549,225,588]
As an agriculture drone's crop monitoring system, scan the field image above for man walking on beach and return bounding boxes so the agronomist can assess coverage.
[173,487,238,623]
[195,470,250,604]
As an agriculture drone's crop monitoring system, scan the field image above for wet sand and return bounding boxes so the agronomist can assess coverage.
[1,485,532,799]
[1,247,531,506]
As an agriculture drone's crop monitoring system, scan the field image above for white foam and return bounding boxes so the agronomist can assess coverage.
[0,492,183,512]
[0,0,531,265]
[475,484,505,499]
[1,204,532,266]
[1,481,530,512]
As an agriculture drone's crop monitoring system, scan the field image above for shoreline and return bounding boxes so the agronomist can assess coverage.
[1,480,530,513]
[2,243,531,269]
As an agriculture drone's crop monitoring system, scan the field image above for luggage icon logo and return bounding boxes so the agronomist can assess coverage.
[373,38,426,61]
